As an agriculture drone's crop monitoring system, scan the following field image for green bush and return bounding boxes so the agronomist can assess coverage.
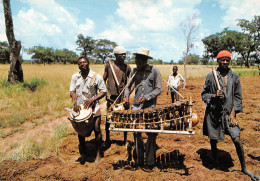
[22,78,47,91]
[0,77,47,92]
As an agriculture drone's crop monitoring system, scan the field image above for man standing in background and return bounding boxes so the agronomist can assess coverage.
[103,46,131,145]
[167,66,184,102]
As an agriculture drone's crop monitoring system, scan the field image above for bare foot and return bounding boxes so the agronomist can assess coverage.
[242,169,259,181]
[95,156,101,163]
[95,152,101,163]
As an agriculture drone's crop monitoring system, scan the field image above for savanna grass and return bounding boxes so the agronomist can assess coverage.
[0,122,68,161]
[0,64,258,130]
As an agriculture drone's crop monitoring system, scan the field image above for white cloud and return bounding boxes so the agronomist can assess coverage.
[5,0,258,62]
[0,0,96,55]
[78,18,95,37]
[98,0,202,61]
[219,0,260,30]
[0,3,8,42]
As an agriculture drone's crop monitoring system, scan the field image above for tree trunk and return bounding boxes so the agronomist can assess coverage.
[244,54,250,68]
[3,0,24,83]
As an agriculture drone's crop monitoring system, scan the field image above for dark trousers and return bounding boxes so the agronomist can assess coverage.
[78,116,102,157]
[171,91,179,103]
[134,132,157,166]
[106,95,127,143]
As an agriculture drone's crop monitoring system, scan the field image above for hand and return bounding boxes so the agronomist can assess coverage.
[216,90,224,98]
[228,115,237,127]
[137,96,146,104]
[228,108,237,127]
[106,92,111,100]
[83,97,95,109]
[212,90,224,99]
[71,93,80,103]
[124,96,129,103]
[73,105,81,113]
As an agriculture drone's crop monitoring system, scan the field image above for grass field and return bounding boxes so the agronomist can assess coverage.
[0,63,258,161]
[0,64,258,130]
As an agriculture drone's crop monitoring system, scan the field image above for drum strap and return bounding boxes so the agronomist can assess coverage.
[86,72,97,98]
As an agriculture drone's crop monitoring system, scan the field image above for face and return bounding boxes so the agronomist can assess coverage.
[135,54,148,70]
[218,57,230,70]
[78,58,89,72]
[115,53,126,63]
[172,67,178,74]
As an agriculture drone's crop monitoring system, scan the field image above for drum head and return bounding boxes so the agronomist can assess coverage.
[70,104,92,121]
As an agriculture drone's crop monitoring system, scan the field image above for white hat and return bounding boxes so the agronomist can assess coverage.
[133,47,153,59]
[113,46,126,54]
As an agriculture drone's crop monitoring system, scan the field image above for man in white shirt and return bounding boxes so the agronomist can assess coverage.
[167,66,184,102]
[70,56,107,165]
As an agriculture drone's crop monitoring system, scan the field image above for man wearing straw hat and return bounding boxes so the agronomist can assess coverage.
[124,47,162,170]
[103,46,131,145]
[201,50,259,181]
[70,56,107,165]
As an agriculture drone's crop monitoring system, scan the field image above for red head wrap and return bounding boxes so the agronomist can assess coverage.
[217,50,231,59]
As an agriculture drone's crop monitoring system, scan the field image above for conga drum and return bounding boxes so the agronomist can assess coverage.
[69,104,94,137]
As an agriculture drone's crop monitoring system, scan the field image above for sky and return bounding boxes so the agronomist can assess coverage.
[0,0,259,62]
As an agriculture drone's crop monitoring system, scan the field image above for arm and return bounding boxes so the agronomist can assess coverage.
[70,91,79,103]
[167,76,170,95]
[124,69,135,103]
[201,73,214,105]
[228,106,237,127]
[233,74,243,113]
[69,74,79,103]
[142,66,163,102]
[179,74,185,90]
[84,74,107,108]
[84,91,106,108]
[103,63,108,82]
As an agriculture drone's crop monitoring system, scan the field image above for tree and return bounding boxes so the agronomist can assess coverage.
[180,13,199,88]
[76,34,95,57]
[3,0,23,83]
[125,51,134,64]
[185,54,200,64]
[0,41,10,64]
[93,39,116,64]
[54,49,78,64]
[237,16,260,67]
[202,16,260,68]
[26,46,54,64]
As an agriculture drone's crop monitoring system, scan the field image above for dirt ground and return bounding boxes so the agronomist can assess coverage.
[0,76,259,181]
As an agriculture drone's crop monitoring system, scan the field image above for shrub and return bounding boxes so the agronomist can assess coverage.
[22,78,47,91]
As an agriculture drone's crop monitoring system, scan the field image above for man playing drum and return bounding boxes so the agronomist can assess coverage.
[201,50,259,181]
[70,56,107,165]
[124,47,162,170]
[103,46,131,145]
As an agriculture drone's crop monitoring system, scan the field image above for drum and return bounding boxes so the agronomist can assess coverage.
[70,104,92,122]
[69,104,94,137]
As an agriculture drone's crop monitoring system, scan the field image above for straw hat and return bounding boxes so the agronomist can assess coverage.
[113,46,126,54]
[133,47,153,59]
